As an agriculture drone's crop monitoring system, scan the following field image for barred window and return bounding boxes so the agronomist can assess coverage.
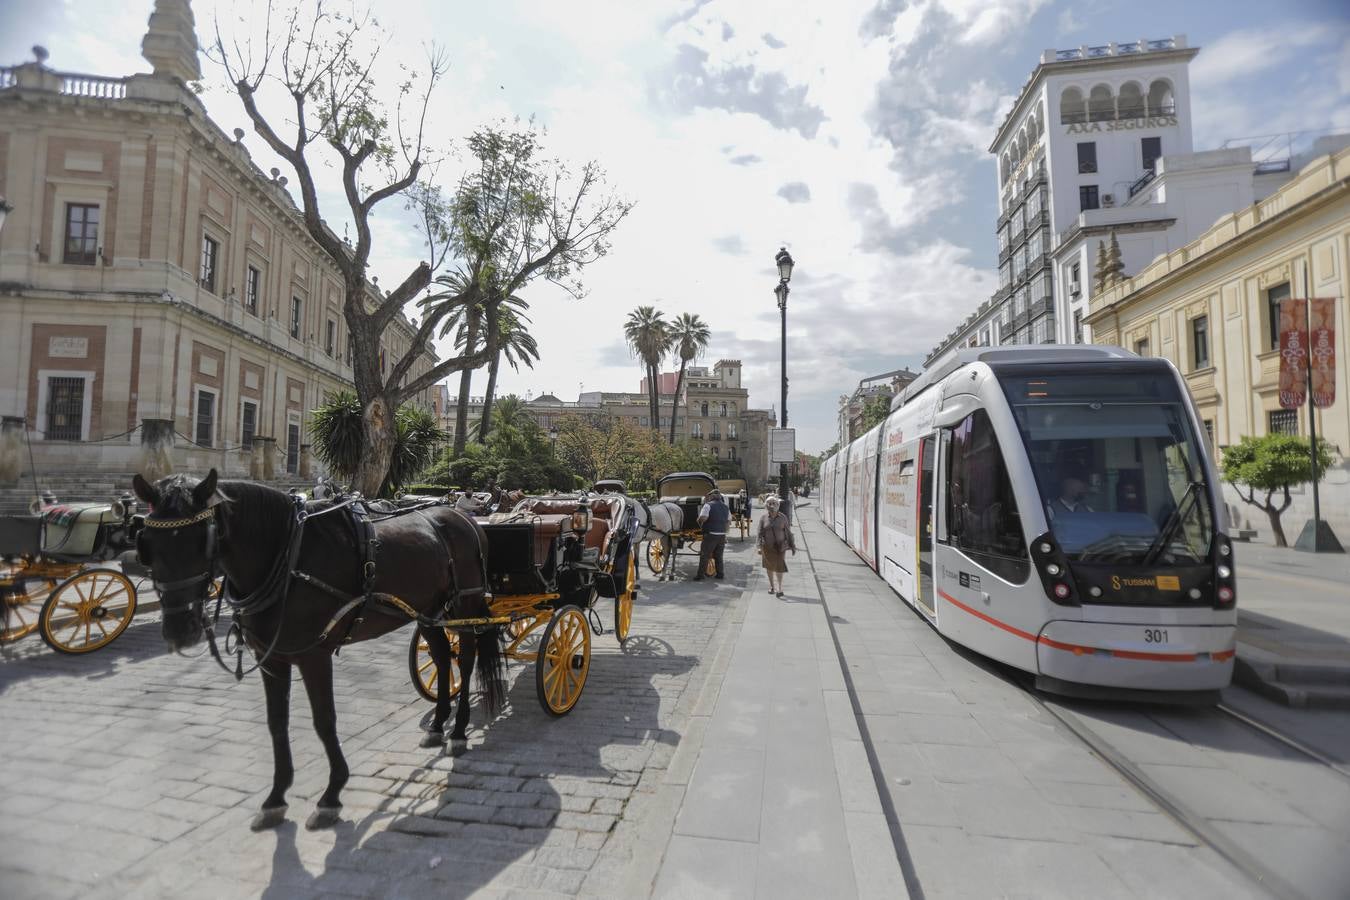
[45,377,86,440]
[241,400,257,449]
[1268,409,1298,436]
[245,266,261,315]
[195,390,215,447]
[1266,282,1290,351]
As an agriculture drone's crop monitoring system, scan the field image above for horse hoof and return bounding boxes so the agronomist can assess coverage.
[419,729,445,748]
[448,738,469,757]
[305,805,342,831]
[250,805,287,832]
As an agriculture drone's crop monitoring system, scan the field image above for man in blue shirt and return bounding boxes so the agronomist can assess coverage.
[694,490,730,580]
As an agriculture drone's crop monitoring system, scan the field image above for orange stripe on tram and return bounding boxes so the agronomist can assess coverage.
[937,590,1232,663]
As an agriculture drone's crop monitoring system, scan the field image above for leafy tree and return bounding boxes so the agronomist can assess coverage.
[309,391,446,496]
[859,394,890,433]
[1220,433,1333,548]
[667,313,711,444]
[624,307,670,434]
[213,8,631,495]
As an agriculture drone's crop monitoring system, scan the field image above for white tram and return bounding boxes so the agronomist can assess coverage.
[820,346,1236,698]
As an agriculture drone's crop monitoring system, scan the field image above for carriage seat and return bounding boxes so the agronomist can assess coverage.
[512,497,624,555]
[39,503,120,558]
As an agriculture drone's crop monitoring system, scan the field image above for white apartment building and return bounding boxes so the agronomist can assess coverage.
[928,36,1198,364]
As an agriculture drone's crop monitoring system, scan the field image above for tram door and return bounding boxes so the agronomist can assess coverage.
[915,435,937,615]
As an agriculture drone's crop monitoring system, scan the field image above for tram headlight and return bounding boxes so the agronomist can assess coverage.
[1189,588,1202,600]
[1045,563,1061,576]
[1038,542,1052,554]
[1217,565,1231,579]
[1219,542,1231,557]
[1088,586,1102,598]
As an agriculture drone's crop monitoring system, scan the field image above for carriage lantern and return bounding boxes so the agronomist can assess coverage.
[571,501,592,535]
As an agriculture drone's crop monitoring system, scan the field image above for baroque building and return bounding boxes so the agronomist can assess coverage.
[0,3,439,496]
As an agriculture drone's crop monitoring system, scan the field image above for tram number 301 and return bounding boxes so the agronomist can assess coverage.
[1144,629,1169,644]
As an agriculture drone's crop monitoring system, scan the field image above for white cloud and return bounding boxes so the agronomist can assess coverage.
[1191,24,1330,89]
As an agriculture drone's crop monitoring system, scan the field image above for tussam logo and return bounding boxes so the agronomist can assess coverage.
[1111,575,1181,591]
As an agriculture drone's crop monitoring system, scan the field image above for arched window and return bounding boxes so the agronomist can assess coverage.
[1001,153,1011,183]
[728,447,736,460]
[700,401,708,416]
[1088,84,1114,122]
[692,422,701,437]
[729,423,737,439]
[720,402,727,417]
[1060,87,1086,124]
[1148,79,1174,116]
[1118,81,1144,119]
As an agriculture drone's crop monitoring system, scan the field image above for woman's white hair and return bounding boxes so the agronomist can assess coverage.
[765,495,781,508]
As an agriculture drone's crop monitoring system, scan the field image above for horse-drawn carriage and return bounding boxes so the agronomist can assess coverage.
[645,472,716,577]
[1,493,145,653]
[717,478,751,540]
[410,493,639,716]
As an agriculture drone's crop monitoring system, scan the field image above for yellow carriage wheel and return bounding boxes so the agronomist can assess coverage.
[408,629,462,703]
[646,536,668,575]
[2,573,58,643]
[536,605,591,717]
[615,553,636,644]
[40,569,137,654]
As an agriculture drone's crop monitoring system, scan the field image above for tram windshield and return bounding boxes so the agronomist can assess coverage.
[1000,370,1213,565]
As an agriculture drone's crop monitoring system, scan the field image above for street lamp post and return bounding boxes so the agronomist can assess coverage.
[774,247,794,504]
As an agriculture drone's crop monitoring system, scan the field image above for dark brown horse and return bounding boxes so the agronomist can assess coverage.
[131,470,505,831]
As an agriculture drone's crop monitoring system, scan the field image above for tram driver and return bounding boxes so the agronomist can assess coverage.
[1045,474,1094,521]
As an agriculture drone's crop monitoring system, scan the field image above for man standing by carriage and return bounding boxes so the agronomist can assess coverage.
[693,490,730,581]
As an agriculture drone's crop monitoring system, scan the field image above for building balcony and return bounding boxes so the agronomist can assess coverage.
[1031,295,1054,318]
[1012,310,1030,331]
[1128,168,1157,198]
[1022,171,1046,197]
[998,244,1013,264]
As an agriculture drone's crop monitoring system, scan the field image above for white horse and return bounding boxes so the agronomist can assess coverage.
[626,497,685,582]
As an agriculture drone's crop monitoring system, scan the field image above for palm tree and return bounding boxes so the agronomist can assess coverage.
[624,306,670,434]
[666,312,711,444]
[477,303,539,442]
[424,270,485,457]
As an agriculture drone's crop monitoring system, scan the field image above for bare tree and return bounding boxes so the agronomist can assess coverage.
[211,4,630,495]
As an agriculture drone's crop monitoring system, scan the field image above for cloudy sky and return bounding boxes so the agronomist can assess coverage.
[4,0,1348,452]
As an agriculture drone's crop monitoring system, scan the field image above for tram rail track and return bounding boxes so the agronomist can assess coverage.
[1024,686,1347,900]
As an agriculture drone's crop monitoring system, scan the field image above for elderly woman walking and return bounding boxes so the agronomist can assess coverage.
[757,495,796,597]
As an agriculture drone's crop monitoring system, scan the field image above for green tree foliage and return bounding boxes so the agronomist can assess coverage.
[422,394,571,492]
[1220,433,1333,547]
[309,391,446,497]
[555,414,717,491]
[859,394,891,432]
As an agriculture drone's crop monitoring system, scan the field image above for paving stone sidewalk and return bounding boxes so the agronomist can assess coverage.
[0,542,753,899]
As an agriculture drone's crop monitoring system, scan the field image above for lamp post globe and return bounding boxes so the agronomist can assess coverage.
[775,247,794,284]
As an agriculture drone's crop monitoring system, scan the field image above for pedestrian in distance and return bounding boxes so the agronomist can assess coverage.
[758,494,796,597]
[694,489,730,581]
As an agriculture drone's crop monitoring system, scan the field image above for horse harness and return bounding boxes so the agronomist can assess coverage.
[143,493,488,681]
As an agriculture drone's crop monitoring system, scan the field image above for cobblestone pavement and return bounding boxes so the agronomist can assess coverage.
[0,541,757,899]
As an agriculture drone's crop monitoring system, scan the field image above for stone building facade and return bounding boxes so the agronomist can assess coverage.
[0,7,438,493]
[1085,145,1350,545]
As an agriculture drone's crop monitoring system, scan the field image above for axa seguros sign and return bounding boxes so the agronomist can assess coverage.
[1065,114,1177,134]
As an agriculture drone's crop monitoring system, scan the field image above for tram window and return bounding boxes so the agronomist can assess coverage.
[946,409,1029,582]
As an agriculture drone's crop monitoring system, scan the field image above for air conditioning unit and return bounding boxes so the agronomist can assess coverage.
[1101,193,1116,207]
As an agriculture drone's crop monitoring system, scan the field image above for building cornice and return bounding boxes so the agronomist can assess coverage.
[990,43,1199,153]
[1052,216,1176,256]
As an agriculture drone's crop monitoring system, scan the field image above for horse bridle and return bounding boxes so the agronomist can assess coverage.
[141,506,219,599]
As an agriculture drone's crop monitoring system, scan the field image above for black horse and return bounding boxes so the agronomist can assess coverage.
[131,470,505,831]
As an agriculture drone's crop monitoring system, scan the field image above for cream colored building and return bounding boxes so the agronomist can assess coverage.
[1085,145,1350,544]
[0,4,438,494]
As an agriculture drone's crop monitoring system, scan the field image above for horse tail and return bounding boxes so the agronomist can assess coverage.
[475,628,507,717]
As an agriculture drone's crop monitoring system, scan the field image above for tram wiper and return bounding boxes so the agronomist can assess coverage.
[1143,481,1204,566]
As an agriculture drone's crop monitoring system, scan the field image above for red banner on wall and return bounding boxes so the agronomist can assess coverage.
[1278,298,1308,409]
[1309,298,1336,408]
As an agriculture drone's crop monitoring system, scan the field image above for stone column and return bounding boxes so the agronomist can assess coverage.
[252,437,277,481]
[299,444,312,479]
[138,418,175,482]
[0,416,26,483]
